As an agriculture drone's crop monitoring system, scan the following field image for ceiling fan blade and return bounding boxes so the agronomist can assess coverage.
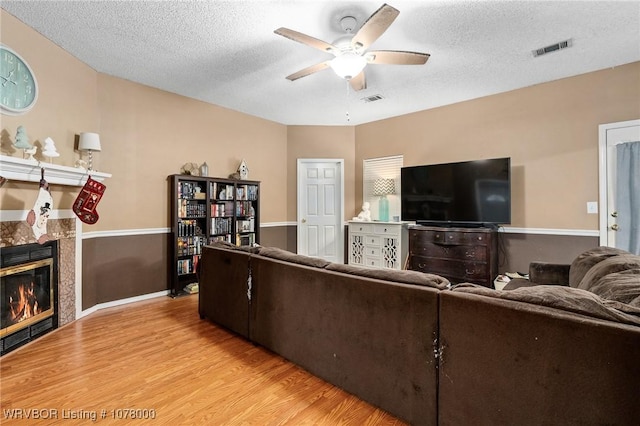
[367,50,430,65]
[349,71,366,91]
[286,61,331,81]
[352,3,400,51]
[275,27,336,53]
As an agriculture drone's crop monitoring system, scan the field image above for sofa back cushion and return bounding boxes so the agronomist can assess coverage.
[569,246,629,287]
[256,246,331,268]
[587,269,640,308]
[577,254,640,306]
[325,262,450,289]
[207,240,261,254]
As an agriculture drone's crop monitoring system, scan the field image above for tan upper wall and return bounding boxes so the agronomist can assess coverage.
[1,10,287,231]
[286,126,356,221]
[95,74,287,229]
[355,62,640,230]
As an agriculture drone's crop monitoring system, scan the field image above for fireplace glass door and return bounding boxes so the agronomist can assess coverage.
[1,258,54,338]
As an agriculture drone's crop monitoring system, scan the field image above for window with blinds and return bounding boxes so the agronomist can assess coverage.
[363,155,403,221]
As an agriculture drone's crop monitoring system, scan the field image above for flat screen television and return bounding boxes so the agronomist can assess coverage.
[401,157,511,226]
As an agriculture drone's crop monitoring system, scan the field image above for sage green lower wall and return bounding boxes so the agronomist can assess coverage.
[81,226,598,308]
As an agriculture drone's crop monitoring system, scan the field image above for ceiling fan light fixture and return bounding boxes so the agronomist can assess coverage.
[329,52,367,79]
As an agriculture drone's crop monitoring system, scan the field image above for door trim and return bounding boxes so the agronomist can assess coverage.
[297,158,345,261]
[598,119,640,246]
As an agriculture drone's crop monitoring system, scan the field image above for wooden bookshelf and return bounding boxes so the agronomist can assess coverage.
[169,175,260,297]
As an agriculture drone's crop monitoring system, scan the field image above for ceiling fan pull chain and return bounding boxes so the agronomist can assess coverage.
[345,80,351,122]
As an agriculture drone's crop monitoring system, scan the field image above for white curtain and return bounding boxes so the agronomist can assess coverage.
[616,141,640,254]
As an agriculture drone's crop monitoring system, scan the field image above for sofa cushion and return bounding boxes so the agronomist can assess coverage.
[569,246,629,288]
[325,263,450,290]
[257,246,331,268]
[452,283,640,326]
[587,269,640,308]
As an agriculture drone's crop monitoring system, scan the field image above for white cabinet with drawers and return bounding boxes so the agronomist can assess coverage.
[348,221,411,270]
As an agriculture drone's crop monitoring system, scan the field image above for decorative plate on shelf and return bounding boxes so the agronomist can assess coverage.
[180,162,200,176]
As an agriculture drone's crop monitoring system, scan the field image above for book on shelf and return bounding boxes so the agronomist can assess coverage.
[177,254,201,275]
[178,219,204,237]
[211,202,229,217]
[236,233,255,246]
[237,218,255,233]
[211,217,232,235]
[209,235,232,244]
[178,199,206,218]
[178,181,205,200]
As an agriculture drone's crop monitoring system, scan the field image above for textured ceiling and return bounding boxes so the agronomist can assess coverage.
[2,1,639,126]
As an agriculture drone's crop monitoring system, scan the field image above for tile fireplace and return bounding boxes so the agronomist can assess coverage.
[1,212,78,355]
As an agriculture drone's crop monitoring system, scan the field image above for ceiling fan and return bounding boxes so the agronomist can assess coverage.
[274,3,430,91]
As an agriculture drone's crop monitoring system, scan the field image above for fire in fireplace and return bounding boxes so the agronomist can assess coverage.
[1,242,58,355]
[1,258,54,337]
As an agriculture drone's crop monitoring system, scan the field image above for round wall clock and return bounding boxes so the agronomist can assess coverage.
[0,44,39,115]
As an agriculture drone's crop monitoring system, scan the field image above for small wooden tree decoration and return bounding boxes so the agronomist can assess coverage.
[13,125,36,160]
[42,137,60,163]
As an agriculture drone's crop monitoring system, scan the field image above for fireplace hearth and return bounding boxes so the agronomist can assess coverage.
[1,242,58,355]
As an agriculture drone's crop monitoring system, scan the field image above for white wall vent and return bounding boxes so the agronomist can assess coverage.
[532,39,572,57]
[361,94,384,103]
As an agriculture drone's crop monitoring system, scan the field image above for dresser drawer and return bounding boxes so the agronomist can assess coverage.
[364,246,381,257]
[364,235,381,246]
[350,223,373,234]
[409,255,490,283]
[410,241,488,261]
[373,224,401,236]
[365,257,382,268]
[410,229,491,246]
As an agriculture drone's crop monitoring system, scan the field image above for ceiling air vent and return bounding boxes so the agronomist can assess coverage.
[361,94,384,103]
[532,39,572,57]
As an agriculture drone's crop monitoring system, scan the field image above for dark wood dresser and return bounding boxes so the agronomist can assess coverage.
[408,225,499,287]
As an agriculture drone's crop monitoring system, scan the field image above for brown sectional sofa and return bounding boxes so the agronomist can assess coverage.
[198,243,640,425]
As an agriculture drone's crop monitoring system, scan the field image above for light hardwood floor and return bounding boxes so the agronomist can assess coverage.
[1,294,406,425]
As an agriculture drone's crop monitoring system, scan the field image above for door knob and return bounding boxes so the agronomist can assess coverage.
[301,218,306,223]
[611,211,618,218]
[611,224,620,231]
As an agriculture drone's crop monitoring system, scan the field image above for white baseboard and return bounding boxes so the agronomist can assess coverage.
[79,290,170,319]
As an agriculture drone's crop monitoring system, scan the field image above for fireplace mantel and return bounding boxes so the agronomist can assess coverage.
[0,154,111,186]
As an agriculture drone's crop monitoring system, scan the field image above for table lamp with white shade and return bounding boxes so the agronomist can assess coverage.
[78,132,101,171]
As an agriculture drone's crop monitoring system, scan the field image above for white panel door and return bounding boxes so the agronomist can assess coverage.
[297,159,344,263]
[598,119,640,250]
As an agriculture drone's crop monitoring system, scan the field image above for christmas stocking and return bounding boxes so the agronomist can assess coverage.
[27,174,53,244]
[73,176,106,224]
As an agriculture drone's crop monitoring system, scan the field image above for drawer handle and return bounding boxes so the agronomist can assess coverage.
[384,228,388,232]
[464,250,475,258]
[371,250,375,255]
[418,263,427,269]
[465,269,476,275]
